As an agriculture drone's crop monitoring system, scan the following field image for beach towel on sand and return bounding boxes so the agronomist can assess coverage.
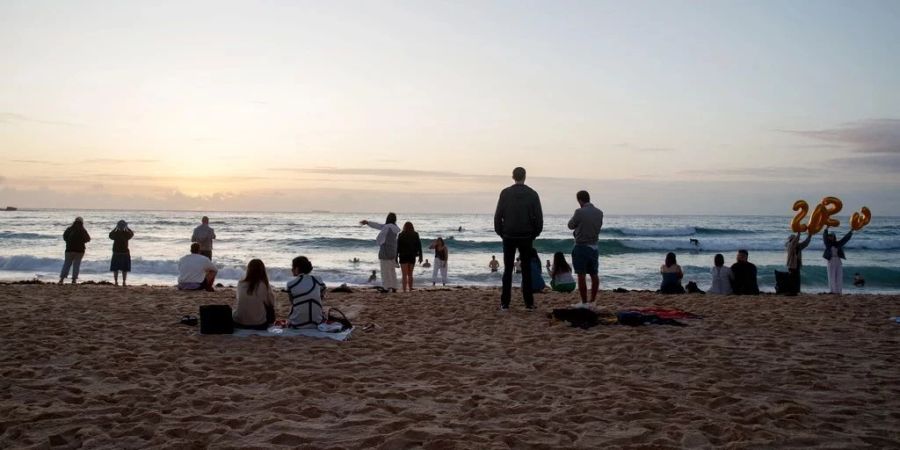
[229,327,354,341]
[628,307,702,320]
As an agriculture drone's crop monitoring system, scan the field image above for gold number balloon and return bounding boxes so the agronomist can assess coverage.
[851,206,872,231]
[821,196,843,227]
[806,203,828,235]
[791,200,809,233]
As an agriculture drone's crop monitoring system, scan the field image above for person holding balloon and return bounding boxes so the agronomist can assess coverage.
[784,231,812,294]
[823,227,853,295]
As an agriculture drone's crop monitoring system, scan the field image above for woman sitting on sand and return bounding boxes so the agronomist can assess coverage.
[708,253,732,295]
[549,251,576,293]
[233,259,276,330]
[659,252,685,294]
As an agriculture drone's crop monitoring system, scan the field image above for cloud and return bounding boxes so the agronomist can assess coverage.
[9,159,64,166]
[80,159,159,164]
[268,167,479,179]
[677,166,824,179]
[0,113,82,127]
[614,143,675,153]
[781,119,900,154]
[829,153,900,172]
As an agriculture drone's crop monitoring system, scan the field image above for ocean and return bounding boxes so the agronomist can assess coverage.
[1,209,898,293]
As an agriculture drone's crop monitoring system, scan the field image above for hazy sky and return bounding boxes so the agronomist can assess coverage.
[1,0,899,215]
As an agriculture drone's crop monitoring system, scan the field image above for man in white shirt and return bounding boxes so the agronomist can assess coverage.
[178,243,218,291]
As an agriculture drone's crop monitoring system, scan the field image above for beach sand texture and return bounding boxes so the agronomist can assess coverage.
[1,284,898,448]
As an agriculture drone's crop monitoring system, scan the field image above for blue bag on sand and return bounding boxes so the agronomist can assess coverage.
[523,254,546,292]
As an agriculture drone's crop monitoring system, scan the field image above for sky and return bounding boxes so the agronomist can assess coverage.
[1,0,899,215]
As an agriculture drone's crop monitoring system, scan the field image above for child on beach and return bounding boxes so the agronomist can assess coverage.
[549,252,576,293]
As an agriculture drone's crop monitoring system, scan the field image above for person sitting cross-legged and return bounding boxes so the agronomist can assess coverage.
[177,243,217,291]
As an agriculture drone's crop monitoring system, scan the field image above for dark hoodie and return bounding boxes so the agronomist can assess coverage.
[494,183,543,239]
[64,223,91,253]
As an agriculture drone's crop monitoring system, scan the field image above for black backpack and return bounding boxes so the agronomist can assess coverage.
[199,305,234,334]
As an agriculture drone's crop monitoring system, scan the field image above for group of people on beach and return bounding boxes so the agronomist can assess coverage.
[57,166,861,322]
[656,226,855,296]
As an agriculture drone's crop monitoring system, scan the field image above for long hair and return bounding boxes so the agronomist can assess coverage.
[552,251,571,274]
[713,253,724,268]
[242,259,270,295]
[385,212,397,224]
[402,221,415,233]
[665,252,677,268]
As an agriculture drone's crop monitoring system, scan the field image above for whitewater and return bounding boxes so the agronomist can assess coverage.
[1,209,898,292]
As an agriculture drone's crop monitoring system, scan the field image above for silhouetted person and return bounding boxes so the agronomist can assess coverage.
[730,249,759,295]
[494,167,543,311]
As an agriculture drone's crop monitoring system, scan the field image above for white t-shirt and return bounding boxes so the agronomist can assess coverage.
[178,253,217,284]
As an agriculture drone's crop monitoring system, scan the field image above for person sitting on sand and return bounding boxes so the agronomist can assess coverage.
[109,220,134,287]
[489,255,500,272]
[422,259,431,268]
[59,216,91,285]
[233,259,276,330]
[708,253,732,295]
[659,252,685,294]
[853,272,865,288]
[730,249,759,295]
[549,252,577,294]
[177,243,218,291]
[286,256,326,329]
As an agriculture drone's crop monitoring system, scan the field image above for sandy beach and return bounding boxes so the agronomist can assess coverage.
[1,283,898,448]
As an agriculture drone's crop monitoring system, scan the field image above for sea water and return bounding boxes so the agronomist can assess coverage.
[1,209,898,293]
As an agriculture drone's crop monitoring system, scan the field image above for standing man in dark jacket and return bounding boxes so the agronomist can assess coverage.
[59,216,91,284]
[494,167,543,310]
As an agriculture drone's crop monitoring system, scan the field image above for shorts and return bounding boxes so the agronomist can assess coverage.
[572,244,599,275]
[551,280,577,293]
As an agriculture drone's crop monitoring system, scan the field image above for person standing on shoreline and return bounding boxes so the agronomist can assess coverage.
[397,221,423,291]
[567,190,604,303]
[361,213,400,293]
[109,220,134,287]
[785,231,812,294]
[494,167,543,311]
[59,216,91,285]
[823,227,853,295]
[429,237,449,286]
[191,216,216,261]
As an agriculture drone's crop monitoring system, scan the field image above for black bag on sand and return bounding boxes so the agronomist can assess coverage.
[686,281,705,294]
[327,308,353,331]
[200,304,234,334]
[774,270,797,296]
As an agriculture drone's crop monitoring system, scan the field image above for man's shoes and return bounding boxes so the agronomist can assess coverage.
[499,305,509,312]
[525,305,536,312]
